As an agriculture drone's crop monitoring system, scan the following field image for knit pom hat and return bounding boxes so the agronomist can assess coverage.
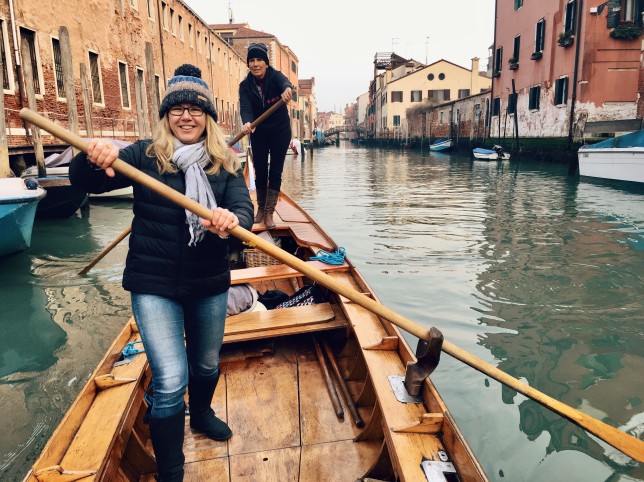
[159,64,218,121]
[247,43,269,65]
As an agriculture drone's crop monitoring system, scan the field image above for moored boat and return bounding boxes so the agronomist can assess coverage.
[22,191,486,482]
[429,138,454,151]
[472,145,510,160]
[0,177,46,258]
[578,130,644,184]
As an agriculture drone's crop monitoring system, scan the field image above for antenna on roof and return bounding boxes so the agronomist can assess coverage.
[228,0,234,24]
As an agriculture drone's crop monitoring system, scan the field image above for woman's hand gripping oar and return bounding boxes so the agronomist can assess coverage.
[19,107,644,463]
[76,99,286,275]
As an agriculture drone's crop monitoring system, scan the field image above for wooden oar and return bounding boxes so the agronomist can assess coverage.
[77,99,286,275]
[18,107,644,463]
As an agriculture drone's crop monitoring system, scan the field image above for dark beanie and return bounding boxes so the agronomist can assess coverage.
[247,43,269,65]
[159,64,218,122]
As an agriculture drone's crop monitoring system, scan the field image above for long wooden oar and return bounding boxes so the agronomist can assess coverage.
[78,99,286,275]
[19,107,644,463]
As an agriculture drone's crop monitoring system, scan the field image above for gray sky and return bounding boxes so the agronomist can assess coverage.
[184,0,496,113]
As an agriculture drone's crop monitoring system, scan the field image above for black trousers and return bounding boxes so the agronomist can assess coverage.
[251,126,291,192]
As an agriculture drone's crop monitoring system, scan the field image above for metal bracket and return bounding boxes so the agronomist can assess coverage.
[388,375,422,403]
[421,459,458,482]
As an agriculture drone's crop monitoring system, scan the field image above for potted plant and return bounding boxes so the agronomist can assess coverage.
[558,30,574,47]
[508,57,519,70]
[610,20,643,39]
[530,51,543,60]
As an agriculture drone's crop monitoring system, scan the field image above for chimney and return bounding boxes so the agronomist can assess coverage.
[471,57,480,90]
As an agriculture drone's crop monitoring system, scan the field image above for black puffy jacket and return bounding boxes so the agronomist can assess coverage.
[69,140,254,298]
[239,66,292,135]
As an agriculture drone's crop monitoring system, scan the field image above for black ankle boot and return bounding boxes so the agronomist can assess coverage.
[148,410,185,482]
[188,373,233,441]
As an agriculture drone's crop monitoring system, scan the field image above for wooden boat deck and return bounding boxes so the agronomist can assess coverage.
[23,192,486,482]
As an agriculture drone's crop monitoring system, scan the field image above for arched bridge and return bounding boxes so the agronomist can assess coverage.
[323,125,366,138]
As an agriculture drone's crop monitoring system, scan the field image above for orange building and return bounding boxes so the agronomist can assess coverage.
[491,0,643,141]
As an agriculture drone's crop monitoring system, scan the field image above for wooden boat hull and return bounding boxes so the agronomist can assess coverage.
[0,178,46,257]
[429,139,454,151]
[23,191,486,482]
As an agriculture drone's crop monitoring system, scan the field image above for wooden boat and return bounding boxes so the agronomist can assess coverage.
[0,177,46,258]
[429,138,454,151]
[22,191,486,482]
[578,130,644,184]
[472,146,510,160]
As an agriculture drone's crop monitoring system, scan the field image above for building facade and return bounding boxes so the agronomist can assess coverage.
[491,0,644,141]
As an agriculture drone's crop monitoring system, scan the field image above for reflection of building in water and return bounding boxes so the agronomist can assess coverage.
[472,174,644,465]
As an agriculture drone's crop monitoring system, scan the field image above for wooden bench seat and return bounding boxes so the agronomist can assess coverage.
[231,260,350,285]
[224,303,349,344]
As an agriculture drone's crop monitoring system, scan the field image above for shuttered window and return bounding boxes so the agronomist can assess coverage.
[89,52,102,104]
[555,77,569,105]
[119,62,130,108]
[529,85,541,110]
[52,38,65,98]
[20,28,41,95]
[535,19,546,52]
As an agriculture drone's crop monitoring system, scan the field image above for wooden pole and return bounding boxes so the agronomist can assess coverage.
[313,337,344,419]
[322,339,363,427]
[78,226,132,275]
[59,27,79,156]
[19,107,644,463]
[0,49,9,177]
[80,63,94,137]
[20,43,45,177]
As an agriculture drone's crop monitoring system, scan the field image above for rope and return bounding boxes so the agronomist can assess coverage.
[122,340,145,358]
[309,247,346,265]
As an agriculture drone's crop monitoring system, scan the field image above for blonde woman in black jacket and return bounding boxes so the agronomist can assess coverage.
[70,65,253,482]
[239,42,293,228]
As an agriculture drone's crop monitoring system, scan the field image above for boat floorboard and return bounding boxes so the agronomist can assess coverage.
[139,335,379,481]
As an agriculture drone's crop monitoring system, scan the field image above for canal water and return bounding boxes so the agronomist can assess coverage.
[1,143,643,481]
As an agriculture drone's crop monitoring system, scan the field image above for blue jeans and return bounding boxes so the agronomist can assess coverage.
[131,291,228,419]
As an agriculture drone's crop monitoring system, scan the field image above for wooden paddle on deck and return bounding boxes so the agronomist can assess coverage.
[77,99,287,275]
[19,107,644,463]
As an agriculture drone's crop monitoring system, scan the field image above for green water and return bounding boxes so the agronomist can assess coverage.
[1,143,643,481]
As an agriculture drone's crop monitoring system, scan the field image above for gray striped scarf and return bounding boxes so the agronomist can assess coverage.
[173,140,217,246]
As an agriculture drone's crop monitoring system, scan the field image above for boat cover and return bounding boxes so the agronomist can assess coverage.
[581,130,644,149]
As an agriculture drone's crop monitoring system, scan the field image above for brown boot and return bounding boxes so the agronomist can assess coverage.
[254,188,266,224]
[264,189,280,229]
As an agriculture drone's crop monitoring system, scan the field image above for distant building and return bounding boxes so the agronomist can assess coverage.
[369,54,491,137]
[491,0,644,141]
[298,78,317,140]
[210,22,303,137]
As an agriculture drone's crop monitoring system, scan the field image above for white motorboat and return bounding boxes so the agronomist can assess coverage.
[472,145,510,160]
[578,130,644,184]
[0,177,46,257]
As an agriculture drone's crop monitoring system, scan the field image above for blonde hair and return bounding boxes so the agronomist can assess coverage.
[146,115,241,176]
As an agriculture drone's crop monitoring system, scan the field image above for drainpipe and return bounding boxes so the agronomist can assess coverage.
[568,0,583,151]
[487,0,498,143]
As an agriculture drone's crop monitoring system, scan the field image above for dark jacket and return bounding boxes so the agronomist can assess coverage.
[69,140,254,298]
[239,66,292,134]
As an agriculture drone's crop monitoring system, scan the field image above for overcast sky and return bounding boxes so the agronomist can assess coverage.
[183,0,496,113]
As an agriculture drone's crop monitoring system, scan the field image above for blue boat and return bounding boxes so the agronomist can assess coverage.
[429,138,454,151]
[0,177,46,258]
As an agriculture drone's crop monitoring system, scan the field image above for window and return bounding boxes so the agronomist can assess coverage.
[0,20,10,90]
[197,31,201,53]
[529,85,541,110]
[411,90,422,102]
[161,2,167,29]
[147,0,154,19]
[512,35,521,62]
[155,74,161,104]
[118,61,130,108]
[507,93,517,114]
[439,111,444,123]
[428,89,450,102]
[291,60,297,74]
[555,77,569,105]
[188,24,193,47]
[391,91,403,102]
[427,73,434,80]
[178,15,183,40]
[565,0,576,33]
[89,51,102,104]
[20,28,41,95]
[52,38,65,98]
[492,97,501,116]
[494,46,503,74]
[514,0,523,9]
[458,89,470,99]
[535,18,545,52]
[438,73,445,80]
[170,8,175,35]
[393,115,401,126]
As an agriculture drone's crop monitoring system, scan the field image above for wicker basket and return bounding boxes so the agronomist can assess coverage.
[243,248,281,268]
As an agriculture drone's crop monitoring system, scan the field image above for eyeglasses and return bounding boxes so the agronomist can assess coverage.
[169,106,204,117]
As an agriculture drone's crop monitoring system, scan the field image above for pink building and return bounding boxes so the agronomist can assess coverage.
[491,0,643,141]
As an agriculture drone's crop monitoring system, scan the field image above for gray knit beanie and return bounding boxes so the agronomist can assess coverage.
[159,64,218,121]
[247,43,269,65]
